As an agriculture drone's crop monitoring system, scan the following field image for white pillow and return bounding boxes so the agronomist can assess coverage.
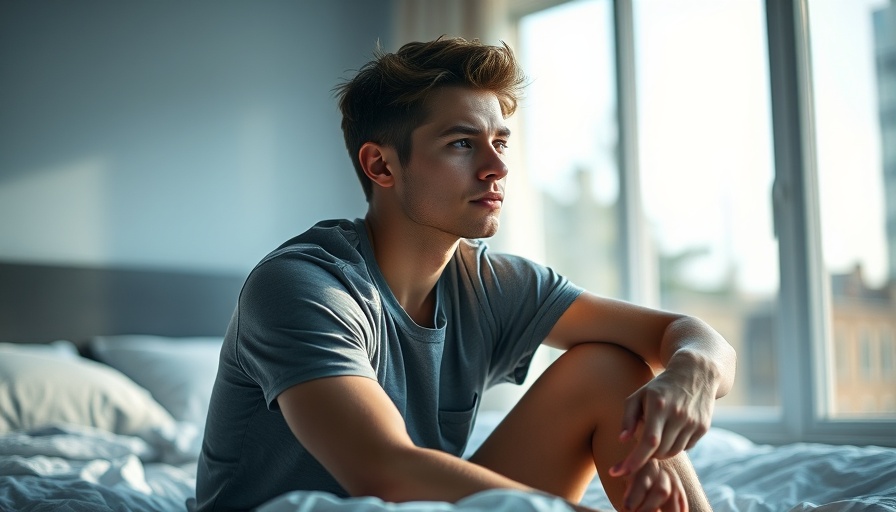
[89,335,223,427]
[0,340,79,358]
[0,346,176,435]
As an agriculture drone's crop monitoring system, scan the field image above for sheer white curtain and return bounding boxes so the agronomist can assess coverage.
[393,0,510,45]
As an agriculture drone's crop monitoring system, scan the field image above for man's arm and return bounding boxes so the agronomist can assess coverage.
[544,291,737,474]
[278,375,598,507]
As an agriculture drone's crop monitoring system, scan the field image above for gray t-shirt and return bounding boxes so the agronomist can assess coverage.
[195,218,582,512]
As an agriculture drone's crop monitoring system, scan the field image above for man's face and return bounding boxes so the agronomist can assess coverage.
[390,86,510,240]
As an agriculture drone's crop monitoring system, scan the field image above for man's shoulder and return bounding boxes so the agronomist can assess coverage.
[275,218,361,252]
[241,219,370,289]
[262,218,365,267]
[238,219,380,315]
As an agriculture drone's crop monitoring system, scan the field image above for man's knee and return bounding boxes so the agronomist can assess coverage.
[506,342,657,436]
[473,343,656,498]
[544,342,656,401]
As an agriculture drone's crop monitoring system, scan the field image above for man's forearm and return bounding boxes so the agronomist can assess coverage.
[360,446,604,511]
[361,445,529,502]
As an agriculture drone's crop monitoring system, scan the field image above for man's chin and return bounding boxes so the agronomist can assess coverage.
[478,228,499,239]
[469,219,500,239]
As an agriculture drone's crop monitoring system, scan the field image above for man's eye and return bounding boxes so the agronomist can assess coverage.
[451,139,472,149]
[495,141,509,152]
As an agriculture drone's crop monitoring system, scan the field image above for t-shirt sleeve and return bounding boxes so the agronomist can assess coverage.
[234,249,378,410]
[470,247,583,387]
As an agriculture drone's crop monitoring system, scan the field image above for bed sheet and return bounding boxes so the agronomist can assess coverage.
[257,412,896,512]
[0,422,199,512]
[687,430,896,512]
[1,412,894,512]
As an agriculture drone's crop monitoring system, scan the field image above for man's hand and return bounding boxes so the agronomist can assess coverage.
[619,458,688,512]
[609,350,717,477]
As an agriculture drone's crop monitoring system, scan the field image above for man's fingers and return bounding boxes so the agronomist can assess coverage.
[654,415,700,459]
[614,392,667,475]
[622,461,686,512]
[619,393,643,442]
[634,470,672,512]
[614,420,663,476]
[653,421,685,459]
[664,427,693,458]
[622,465,653,511]
[659,471,688,512]
[672,419,709,455]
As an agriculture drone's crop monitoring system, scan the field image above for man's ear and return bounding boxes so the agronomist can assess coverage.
[358,142,395,190]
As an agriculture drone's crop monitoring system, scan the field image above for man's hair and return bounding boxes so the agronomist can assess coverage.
[335,37,526,201]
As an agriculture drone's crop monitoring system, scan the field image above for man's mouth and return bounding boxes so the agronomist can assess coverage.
[472,192,504,209]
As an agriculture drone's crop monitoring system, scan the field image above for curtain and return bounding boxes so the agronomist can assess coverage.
[393,0,512,46]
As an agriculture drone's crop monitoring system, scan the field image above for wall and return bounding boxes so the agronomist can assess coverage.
[0,0,392,275]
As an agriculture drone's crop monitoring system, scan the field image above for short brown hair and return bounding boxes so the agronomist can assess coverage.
[335,37,526,201]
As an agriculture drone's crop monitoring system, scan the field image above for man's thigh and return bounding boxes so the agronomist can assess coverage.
[469,343,654,502]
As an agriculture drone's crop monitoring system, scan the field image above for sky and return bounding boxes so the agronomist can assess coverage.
[519,0,890,294]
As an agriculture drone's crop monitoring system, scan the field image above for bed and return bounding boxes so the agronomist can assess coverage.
[1,261,894,512]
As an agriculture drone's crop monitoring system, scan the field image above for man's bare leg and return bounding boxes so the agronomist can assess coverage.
[470,342,711,511]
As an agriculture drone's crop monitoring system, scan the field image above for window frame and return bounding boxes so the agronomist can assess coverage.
[512,0,896,446]
[735,0,893,446]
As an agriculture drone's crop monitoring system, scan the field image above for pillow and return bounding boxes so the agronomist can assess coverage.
[0,346,176,435]
[89,335,223,427]
[0,340,79,358]
[687,426,757,462]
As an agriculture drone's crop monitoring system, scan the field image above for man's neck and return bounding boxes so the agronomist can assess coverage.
[364,213,459,327]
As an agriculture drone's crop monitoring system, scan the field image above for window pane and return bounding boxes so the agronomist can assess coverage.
[517,0,621,298]
[482,0,618,412]
[809,0,896,418]
[633,0,780,410]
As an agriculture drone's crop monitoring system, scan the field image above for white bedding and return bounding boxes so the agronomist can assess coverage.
[0,423,199,512]
[1,413,894,512]
[1,339,894,512]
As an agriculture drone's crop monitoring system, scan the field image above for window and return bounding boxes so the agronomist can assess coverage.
[513,0,896,445]
[483,0,620,411]
[516,0,621,299]
[809,0,896,418]
[883,328,895,374]
[860,329,874,378]
[834,326,851,380]
[632,0,778,412]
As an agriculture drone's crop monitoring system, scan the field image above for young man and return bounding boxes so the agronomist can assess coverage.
[196,37,736,512]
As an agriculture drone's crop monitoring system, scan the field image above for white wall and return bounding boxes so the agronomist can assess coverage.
[0,1,392,275]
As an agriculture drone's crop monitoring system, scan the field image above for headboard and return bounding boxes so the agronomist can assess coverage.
[0,261,245,346]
